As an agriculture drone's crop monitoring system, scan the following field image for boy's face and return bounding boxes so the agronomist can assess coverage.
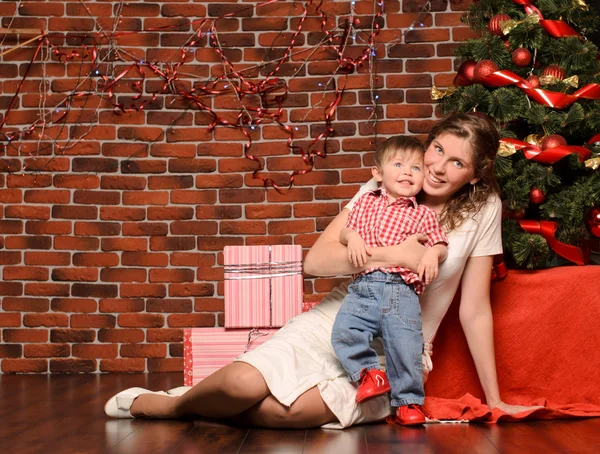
[372,149,424,200]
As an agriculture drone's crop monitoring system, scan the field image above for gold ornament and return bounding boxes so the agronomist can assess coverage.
[500,14,539,35]
[502,19,519,35]
[525,134,543,147]
[563,75,579,88]
[539,75,560,85]
[430,85,456,100]
[497,141,517,157]
[574,0,588,10]
[585,157,600,170]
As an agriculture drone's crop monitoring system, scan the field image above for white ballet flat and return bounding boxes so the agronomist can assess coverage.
[104,387,170,418]
[166,386,192,397]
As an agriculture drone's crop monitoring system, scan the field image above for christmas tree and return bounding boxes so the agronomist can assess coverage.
[437,0,600,268]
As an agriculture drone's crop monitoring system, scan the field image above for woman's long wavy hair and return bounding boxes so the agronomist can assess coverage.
[425,113,501,231]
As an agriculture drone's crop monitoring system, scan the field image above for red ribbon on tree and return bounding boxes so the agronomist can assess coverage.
[511,0,581,38]
[479,70,600,109]
[518,220,588,265]
[500,137,592,164]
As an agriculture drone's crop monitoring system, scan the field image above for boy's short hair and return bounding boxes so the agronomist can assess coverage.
[373,136,424,169]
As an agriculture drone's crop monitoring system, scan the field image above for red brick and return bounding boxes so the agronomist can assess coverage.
[0,313,22,327]
[3,297,49,312]
[71,314,116,328]
[100,268,146,283]
[4,266,49,281]
[147,358,182,373]
[122,222,169,236]
[147,328,183,343]
[2,359,48,373]
[120,284,167,298]
[24,314,69,328]
[120,343,166,358]
[3,329,48,343]
[99,299,145,313]
[50,329,96,343]
[100,358,146,373]
[121,252,169,267]
[98,328,145,343]
[24,344,70,358]
[73,253,119,267]
[168,283,214,297]
[25,283,69,297]
[73,344,118,359]
[50,359,97,373]
[167,313,216,327]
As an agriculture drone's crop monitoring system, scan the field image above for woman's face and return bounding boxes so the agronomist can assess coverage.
[422,133,479,201]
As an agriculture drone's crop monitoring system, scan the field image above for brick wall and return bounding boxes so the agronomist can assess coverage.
[0,0,472,373]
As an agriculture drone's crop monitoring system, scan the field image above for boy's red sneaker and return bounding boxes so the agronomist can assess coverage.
[395,404,426,426]
[355,369,391,403]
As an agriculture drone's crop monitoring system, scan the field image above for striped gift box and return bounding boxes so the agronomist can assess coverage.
[183,328,278,386]
[224,245,303,328]
[183,301,318,386]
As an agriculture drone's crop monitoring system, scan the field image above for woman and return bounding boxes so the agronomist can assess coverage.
[105,113,535,428]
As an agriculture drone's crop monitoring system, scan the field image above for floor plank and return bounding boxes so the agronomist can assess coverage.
[364,422,434,454]
[1,373,600,453]
[476,421,564,453]
[424,423,500,454]
[172,420,250,454]
[533,419,600,453]
[237,428,307,453]
[303,426,368,454]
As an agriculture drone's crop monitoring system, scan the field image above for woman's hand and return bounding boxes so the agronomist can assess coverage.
[372,233,428,272]
[493,401,544,415]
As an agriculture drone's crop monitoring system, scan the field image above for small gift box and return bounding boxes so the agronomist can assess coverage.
[224,245,303,328]
[183,328,278,386]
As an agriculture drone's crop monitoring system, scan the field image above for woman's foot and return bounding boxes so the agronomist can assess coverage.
[129,392,181,418]
[166,386,192,397]
[104,387,177,419]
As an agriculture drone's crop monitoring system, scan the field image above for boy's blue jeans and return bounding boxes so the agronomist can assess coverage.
[331,270,424,407]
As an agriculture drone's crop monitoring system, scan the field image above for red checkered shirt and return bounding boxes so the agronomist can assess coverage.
[346,187,448,295]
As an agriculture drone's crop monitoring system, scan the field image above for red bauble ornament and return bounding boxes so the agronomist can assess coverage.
[512,48,532,67]
[527,75,540,88]
[529,188,546,204]
[542,64,566,81]
[459,59,476,81]
[474,60,499,82]
[488,13,511,36]
[541,134,568,150]
[585,206,600,237]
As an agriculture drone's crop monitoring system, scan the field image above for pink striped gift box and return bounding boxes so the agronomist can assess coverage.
[224,245,303,328]
[183,328,278,386]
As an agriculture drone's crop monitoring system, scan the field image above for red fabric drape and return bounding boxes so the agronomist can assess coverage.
[424,266,600,422]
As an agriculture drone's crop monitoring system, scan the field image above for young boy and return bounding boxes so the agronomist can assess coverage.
[331,136,448,426]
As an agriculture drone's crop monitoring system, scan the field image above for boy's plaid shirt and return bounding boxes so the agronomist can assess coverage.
[346,187,448,294]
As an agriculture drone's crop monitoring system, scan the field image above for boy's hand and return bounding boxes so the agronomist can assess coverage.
[417,249,439,285]
[347,232,371,267]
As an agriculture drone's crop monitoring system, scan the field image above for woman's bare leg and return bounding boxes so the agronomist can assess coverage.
[232,387,337,429]
[130,362,270,419]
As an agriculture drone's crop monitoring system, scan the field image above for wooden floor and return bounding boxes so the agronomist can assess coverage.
[1,373,599,453]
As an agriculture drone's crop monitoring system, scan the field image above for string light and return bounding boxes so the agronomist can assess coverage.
[0,0,432,189]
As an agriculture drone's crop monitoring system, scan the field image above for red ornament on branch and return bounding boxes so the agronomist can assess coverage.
[488,13,511,36]
[459,59,476,82]
[474,60,499,82]
[527,75,540,88]
[542,64,566,80]
[585,206,600,237]
[529,188,546,204]
[512,48,532,67]
[541,134,568,150]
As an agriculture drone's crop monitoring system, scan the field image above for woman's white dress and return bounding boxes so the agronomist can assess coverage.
[236,180,502,428]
